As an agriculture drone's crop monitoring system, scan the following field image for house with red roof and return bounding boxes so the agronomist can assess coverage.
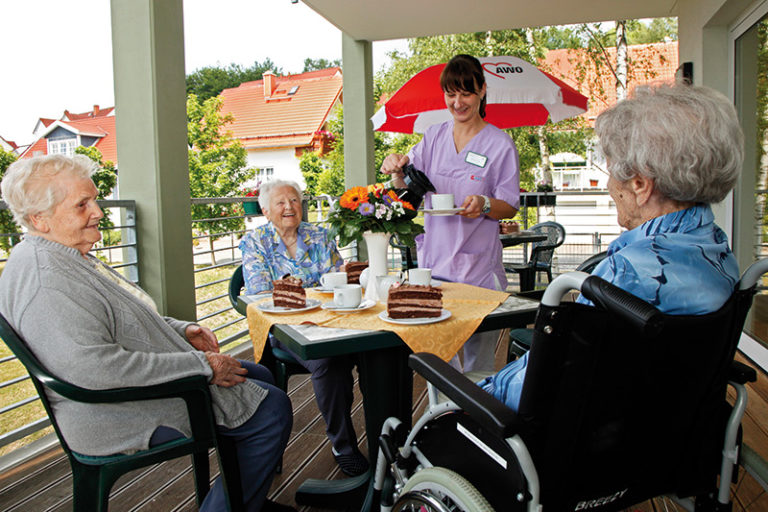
[20,105,118,165]
[0,136,19,155]
[219,67,343,188]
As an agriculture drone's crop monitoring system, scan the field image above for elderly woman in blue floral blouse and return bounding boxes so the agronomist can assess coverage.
[238,180,368,477]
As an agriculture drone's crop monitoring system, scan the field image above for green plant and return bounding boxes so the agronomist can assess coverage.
[326,184,424,247]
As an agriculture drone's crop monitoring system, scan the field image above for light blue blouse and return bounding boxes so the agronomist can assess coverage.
[478,204,740,411]
[239,222,343,294]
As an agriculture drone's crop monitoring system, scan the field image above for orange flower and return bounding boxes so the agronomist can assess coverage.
[339,186,369,210]
[400,199,415,211]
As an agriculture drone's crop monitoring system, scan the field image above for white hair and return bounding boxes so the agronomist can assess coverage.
[1,154,98,230]
[258,180,303,212]
[595,82,743,204]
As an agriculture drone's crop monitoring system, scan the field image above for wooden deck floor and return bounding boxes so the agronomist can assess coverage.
[0,335,766,512]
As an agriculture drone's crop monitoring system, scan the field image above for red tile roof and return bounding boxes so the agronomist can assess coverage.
[220,68,343,151]
[541,41,678,124]
[20,115,118,164]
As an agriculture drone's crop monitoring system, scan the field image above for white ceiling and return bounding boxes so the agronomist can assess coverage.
[302,0,679,42]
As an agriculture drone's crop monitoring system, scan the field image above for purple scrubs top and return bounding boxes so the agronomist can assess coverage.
[409,121,520,290]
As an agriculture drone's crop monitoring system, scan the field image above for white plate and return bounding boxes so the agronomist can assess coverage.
[321,299,376,313]
[378,309,452,325]
[257,298,321,314]
[311,286,337,294]
[423,207,465,216]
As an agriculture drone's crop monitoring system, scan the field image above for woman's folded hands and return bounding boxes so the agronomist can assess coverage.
[205,353,248,387]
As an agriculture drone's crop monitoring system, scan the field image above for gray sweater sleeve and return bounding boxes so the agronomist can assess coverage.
[18,288,213,390]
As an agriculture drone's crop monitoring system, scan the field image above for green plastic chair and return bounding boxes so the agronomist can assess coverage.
[0,313,244,512]
[228,264,309,392]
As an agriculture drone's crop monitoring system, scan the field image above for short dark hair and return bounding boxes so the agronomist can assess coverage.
[440,54,487,118]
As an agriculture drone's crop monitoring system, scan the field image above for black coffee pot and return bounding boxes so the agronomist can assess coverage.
[385,164,435,211]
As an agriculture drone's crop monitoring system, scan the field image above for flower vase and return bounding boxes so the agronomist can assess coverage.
[362,231,390,303]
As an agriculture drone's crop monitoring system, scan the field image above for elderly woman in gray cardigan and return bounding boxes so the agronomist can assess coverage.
[0,155,295,512]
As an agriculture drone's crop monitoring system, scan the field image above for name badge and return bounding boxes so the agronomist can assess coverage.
[465,151,488,168]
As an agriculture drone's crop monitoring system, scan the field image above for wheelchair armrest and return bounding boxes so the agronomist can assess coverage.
[409,353,520,439]
[729,360,757,384]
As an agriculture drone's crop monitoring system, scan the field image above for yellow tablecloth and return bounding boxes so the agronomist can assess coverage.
[246,282,509,363]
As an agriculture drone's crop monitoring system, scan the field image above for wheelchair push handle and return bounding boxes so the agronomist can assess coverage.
[542,271,663,336]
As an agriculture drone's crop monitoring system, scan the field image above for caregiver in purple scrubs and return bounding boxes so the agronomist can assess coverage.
[381,54,520,372]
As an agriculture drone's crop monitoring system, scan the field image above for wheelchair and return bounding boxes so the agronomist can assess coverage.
[372,260,768,512]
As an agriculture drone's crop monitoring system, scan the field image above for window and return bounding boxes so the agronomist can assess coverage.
[48,138,77,156]
[255,167,274,181]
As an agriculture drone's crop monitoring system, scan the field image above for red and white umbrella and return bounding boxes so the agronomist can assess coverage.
[372,56,589,133]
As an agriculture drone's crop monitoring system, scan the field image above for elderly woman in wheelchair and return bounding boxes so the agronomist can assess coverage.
[372,82,762,511]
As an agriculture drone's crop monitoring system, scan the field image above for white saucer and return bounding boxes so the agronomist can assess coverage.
[378,309,451,325]
[423,207,465,216]
[257,298,321,314]
[312,286,337,294]
[321,299,376,313]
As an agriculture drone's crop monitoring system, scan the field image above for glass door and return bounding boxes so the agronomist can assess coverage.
[735,10,768,348]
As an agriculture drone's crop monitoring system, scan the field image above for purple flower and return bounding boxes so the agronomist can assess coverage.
[382,194,395,206]
[358,202,375,216]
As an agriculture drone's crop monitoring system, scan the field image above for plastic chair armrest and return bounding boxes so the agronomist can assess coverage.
[729,360,757,384]
[409,353,520,438]
[38,373,211,404]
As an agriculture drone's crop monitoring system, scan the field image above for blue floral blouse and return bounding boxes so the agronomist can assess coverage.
[239,222,343,294]
[478,204,740,412]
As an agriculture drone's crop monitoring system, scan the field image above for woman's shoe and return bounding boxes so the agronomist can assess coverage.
[333,448,370,477]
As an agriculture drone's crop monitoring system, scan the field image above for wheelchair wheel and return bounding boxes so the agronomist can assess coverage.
[392,467,494,512]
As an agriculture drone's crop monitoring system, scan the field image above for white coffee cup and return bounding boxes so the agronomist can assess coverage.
[320,272,347,289]
[333,284,362,308]
[409,268,432,286]
[431,193,455,210]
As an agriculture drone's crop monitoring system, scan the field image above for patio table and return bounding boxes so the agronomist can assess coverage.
[241,285,539,510]
[499,230,547,248]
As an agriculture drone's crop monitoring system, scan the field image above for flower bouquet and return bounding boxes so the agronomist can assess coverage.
[326,184,424,247]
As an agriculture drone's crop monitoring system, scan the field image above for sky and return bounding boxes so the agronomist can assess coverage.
[0,0,408,146]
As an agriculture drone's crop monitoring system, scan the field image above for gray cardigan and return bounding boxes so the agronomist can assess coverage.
[0,236,267,456]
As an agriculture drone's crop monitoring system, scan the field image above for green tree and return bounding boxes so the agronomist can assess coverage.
[186,59,281,102]
[299,151,325,197]
[302,58,341,72]
[187,94,254,264]
[0,148,19,252]
[626,18,678,44]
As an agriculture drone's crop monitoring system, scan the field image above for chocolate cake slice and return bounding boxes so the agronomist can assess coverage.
[272,275,306,309]
[341,261,369,284]
[387,282,443,319]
